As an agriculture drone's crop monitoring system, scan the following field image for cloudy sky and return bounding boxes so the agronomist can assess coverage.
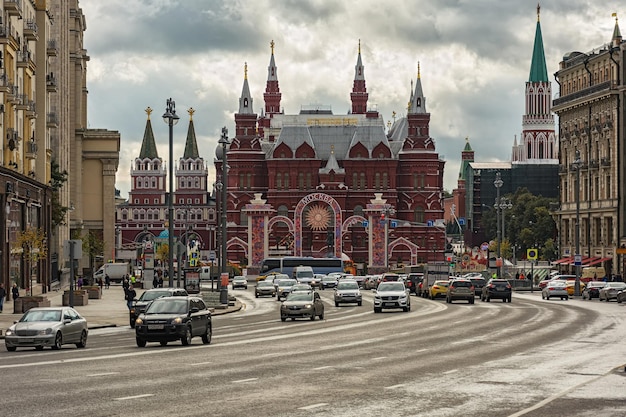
[80,0,620,199]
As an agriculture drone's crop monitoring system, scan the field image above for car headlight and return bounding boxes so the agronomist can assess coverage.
[399,294,407,299]
[135,317,143,325]
[130,308,136,314]
[304,304,312,309]
[374,294,381,300]
[5,329,13,336]
[172,317,183,325]
[37,328,53,335]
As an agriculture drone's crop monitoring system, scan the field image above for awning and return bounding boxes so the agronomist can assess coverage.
[583,257,612,267]
[552,256,574,265]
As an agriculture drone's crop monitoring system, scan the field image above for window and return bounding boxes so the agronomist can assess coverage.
[306,173,311,189]
[277,205,288,217]
[298,173,304,190]
[360,172,366,189]
[276,173,282,189]
[382,172,388,190]
[284,173,290,189]
[375,173,380,190]
[414,207,424,223]
[144,198,149,204]
[239,173,244,190]
[154,198,159,204]
[352,173,358,190]
[354,205,364,218]
[247,173,252,189]
[241,212,248,226]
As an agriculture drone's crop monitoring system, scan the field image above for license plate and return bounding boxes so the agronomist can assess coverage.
[21,338,34,343]
[384,302,396,307]
[148,325,164,330]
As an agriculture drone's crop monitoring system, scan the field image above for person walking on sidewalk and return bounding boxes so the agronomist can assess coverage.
[125,284,136,310]
[105,274,110,289]
[0,283,6,312]
[11,283,19,300]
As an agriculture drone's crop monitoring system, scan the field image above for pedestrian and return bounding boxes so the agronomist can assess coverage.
[515,271,520,280]
[122,277,129,290]
[105,274,110,289]
[520,272,525,280]
[0,283,5,312]
[77,276,83,289]
[11,283,19,300]
[153,275,158,289]
[130,274,136,285]
[98,277,104,291]
[125,284,136,310]
[158,276,163,288]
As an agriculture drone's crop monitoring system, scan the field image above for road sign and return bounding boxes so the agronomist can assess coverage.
[362,220,369,227]
[527,248,538,260]
[574,254,582,266]
[459,217,465,226]
[427,220,434,227]
[390,221,397,228]
[208,250,216,261]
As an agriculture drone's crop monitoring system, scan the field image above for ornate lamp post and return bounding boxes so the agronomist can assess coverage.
[494,172,503,278]
[162,98,179,287]
[573,150,582,296]
[218,127,230,304]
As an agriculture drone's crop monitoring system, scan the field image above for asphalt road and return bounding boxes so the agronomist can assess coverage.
[1,289,625,417]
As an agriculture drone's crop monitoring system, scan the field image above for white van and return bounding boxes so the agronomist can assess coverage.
[293,266,314,284]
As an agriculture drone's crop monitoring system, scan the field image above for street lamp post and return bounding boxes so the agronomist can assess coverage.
[218,127,230,304]
[162,98,179,287]
[494,172,503,278]
[573,150,582,296]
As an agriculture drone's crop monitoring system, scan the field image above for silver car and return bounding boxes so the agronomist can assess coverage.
[373,281,411,312]
[5,307,88,351]
[541,280,569,300]
[334,280,362,306]
[598,282,626,301]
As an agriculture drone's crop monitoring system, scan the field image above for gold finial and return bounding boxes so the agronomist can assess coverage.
[145,107,153,119]
[537,3,540,22]
[270,39,275,54]
[417,62,421,79]
[358,39,361,54]
[330,144,335,153]
[387,120,391,130]
[188,107,195,120]
[392,110,397,121]
[466,136,469,142]
[407,101,411,111]
[613,12,618,21]
[244,62,248,80]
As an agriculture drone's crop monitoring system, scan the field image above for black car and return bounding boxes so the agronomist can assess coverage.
[467,276,486,297]
[581,281,606,300]
[481,279,512,302]
[135,296,212,347]
[130,288,188,328]
[406,273,423,294]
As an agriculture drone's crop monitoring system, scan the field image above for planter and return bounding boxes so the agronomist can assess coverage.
[15,296,51,314]
[83,286,102,299]
[63,290,88,306]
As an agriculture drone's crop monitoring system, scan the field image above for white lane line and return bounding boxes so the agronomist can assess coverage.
[190,362,212,366]
[232,377,258,383]
[385,383,406,389]
[87,372,119,377]
[298,403,328,411]
[372,356,387,360]
[115,394,154,401]
[444,369,459,374]
[313,365,332,370]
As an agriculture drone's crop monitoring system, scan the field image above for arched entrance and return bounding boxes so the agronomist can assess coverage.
[294,193,342,258]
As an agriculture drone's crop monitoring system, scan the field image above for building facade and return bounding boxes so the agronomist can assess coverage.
[0,1,120,298]
[552,16,623,275]
[216,42,446,273]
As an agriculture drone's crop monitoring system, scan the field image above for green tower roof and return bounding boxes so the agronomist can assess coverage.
[139,108,159,159]
[183,109,200,159]
[529,7,548,83]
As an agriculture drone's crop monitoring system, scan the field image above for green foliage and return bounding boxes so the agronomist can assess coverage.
[50,161,69,230]
[480,188,557,261]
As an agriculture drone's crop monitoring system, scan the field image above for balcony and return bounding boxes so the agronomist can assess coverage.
[16,93,28,110]
[46,112,58,128]
[17,49,31,68]
[46,73,57,92]
[7,84,19,103]
[46,39,58,56]
[4,0,23,17]
[553,81,613,108]
[601,157,611,167]
[589,159,599,169]
[0,73,9,93]
[25,140,37,158]
[6,128,18,151]
[23,19,37,41]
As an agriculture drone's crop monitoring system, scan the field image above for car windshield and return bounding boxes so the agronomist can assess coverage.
[146,299,188,314]
[491,280,508,285]
[337,281,359,290]
[549,281,567,287]
[20,310,62,322]
[452,281,471,287]
[286,292,313,302]
[378,283,405,292]
[140,291,173,301]
[607,282,626,288]
[322,276,336,281]
[278,280,297,287]
[587,281,606,288]
[433,281,449,286]
[258,281,272,287]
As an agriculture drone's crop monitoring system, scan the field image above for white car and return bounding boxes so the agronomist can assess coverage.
[373,282,410,312]
[598,282,626,301]
[334,280,362,306]
[541,280,569,300]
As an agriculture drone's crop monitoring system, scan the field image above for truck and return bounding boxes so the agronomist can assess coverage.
[419,261,450,298]
[93,262,132,284]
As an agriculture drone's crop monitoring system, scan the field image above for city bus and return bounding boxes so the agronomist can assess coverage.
[259,257,344,278]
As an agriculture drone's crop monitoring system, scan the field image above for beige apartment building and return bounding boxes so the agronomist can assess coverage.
[0,0,119,297]
[552,17,623,276]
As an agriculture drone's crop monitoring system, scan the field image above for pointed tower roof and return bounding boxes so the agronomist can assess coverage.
[354,39,365,80]
[463,137,473,151]
[139,107,159,159]
[267,40,278,81]
[238,62,254,114]
[408,62,426,114]
[183,108,200,159]
[319,145,344,174]
[612,13,622,46]
[528,4,549,82]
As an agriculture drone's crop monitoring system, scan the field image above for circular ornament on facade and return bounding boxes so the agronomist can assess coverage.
[305,204,330,231]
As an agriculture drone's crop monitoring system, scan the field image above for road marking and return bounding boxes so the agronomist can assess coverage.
[298,403,328,410]
[372,356,387,360]
[313,365,332,370]
[190,362,212,366]
[444,369,459,374]
[385,383,406,389]
[87,372,119,377]
[232,377,258,383]
[114,394,154,401]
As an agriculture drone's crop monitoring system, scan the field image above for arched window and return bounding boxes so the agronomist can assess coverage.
[276,173,282,189]
[353,205,364,218]
[360,172,366,189]
[375,173,380,190]
[352,173,357,189]
[539,142,544,158]
[277,205,289,217]
[298,173,304,190]
[284,173,290,189]
[527,142,532,159]
[414,206,425,223]
[382,172,388,189]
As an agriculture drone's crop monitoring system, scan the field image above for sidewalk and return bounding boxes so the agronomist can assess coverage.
[0,285,242,338]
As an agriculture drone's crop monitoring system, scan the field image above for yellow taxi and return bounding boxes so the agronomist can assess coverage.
[256,271,281,282]
[565,280,586,296]
[429,280,450,300]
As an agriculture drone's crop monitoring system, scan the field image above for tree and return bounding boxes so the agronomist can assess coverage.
[72,229,104,282]
[50,160,70,230]
[13,227,48,295]
[157,244,169,265]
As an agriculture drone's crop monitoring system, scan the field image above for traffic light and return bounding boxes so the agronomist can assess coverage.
[380,212,386,222]
[446,242,453,251]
